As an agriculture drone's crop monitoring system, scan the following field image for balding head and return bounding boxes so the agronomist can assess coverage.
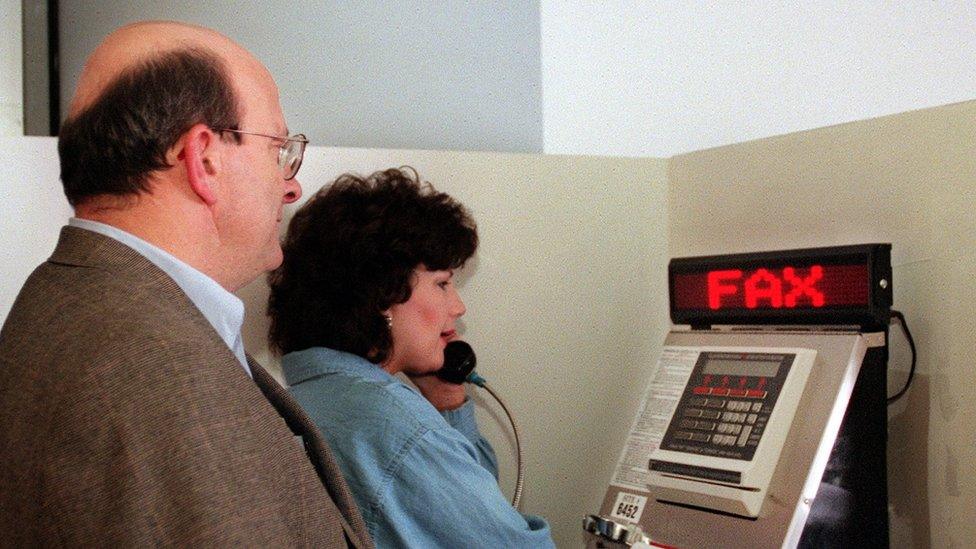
[58,21,270,207]
[59,21,301,291]
[70,21,253,117]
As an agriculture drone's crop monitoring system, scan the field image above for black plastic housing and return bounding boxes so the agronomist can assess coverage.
[669,244,892,329]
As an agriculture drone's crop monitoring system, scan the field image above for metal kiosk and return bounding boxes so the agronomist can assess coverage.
[584,244,891,548]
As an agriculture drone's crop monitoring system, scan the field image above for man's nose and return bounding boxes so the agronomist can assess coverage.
[283,177,302,203]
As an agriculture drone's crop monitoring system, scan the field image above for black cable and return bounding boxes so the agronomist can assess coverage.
[886,310,916,404]
[48,0,61,136]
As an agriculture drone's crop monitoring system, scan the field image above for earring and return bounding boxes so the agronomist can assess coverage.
[385,315,393,329]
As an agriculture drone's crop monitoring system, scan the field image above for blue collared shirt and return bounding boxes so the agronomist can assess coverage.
[282,347,555,548]
[68,218,251,377]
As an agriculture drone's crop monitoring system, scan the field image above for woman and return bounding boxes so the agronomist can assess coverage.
[267,168,554,548]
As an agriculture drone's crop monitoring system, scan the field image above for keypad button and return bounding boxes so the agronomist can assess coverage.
[690,433,711,443]
[721,412,745,423]
[717,423,742,435]
[729,389,747,397]
[751,402,763,412]
[700,410,722,420]
[675,431,694,440]
[746,389,767,399]
[680,419,696,429]
[684,409,703,418]
[747,414,758,424]
[737,425,753,447]
[710,388,730,396]
[693,386,709,395]
[689,397,707,406]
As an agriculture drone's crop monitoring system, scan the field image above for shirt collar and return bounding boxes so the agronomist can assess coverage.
[68,218,250,377]
[281,347,393,387]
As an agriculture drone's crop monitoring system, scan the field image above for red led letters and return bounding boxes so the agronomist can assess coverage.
[782,266,824,307]
[669,246,883,324]
[707,266,825,310]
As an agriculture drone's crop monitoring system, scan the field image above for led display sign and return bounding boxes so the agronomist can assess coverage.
[669,244,891,327]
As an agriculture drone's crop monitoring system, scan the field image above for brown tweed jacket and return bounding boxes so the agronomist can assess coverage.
[0,227,373,548]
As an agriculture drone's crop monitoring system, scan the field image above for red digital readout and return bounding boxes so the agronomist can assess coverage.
[672,264,869,311]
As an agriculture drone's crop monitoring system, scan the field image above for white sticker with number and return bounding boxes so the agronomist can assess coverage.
[609,492,648,523]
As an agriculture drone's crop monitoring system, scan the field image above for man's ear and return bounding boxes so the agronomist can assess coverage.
[173,124,220,206]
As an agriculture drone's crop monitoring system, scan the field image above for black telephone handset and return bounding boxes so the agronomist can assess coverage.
[436,340,524,508]
[437,340,477,384]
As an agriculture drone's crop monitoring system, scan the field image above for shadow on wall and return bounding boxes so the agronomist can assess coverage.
[887,374,930,548]
[237,277,279,379]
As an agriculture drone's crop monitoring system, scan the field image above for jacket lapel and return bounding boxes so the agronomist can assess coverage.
[249,360,373,549]
[52,226,373,548]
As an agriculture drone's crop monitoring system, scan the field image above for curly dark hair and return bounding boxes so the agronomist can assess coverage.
[267,167,478,362]
[58,47,241,206]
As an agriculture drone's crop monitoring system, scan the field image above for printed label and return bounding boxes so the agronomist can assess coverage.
[609,492,648,523]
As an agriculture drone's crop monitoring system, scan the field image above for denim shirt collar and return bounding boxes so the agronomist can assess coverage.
[281,347,393,387]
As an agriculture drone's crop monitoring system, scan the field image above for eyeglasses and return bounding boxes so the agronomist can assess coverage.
[214,128,308,180]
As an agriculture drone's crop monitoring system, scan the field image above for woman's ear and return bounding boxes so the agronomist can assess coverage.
[175,124,220,206]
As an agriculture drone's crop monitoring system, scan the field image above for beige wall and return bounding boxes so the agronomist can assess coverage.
[0,138,670,548]
[241,148,672,549]
[669,101,976,548]
[3,100,972,547]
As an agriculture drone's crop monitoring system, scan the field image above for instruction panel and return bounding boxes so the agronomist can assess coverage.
[609,346,698,490]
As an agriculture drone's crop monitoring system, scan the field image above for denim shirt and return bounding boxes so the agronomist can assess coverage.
[282,347,554,549]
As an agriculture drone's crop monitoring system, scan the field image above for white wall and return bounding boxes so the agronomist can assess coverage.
[0,137,671,548]
[541,1,976,157]
[0,0,23,136]
[0,138,72,316]
[32,3,976,157]
[58,0,543,153]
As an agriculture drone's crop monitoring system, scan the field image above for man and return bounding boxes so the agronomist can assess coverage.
[0,22,371,547]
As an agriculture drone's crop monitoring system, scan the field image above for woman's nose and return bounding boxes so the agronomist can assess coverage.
[451,290,466,317]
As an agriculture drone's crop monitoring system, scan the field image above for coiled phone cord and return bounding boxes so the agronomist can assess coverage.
[470,374,525,510]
